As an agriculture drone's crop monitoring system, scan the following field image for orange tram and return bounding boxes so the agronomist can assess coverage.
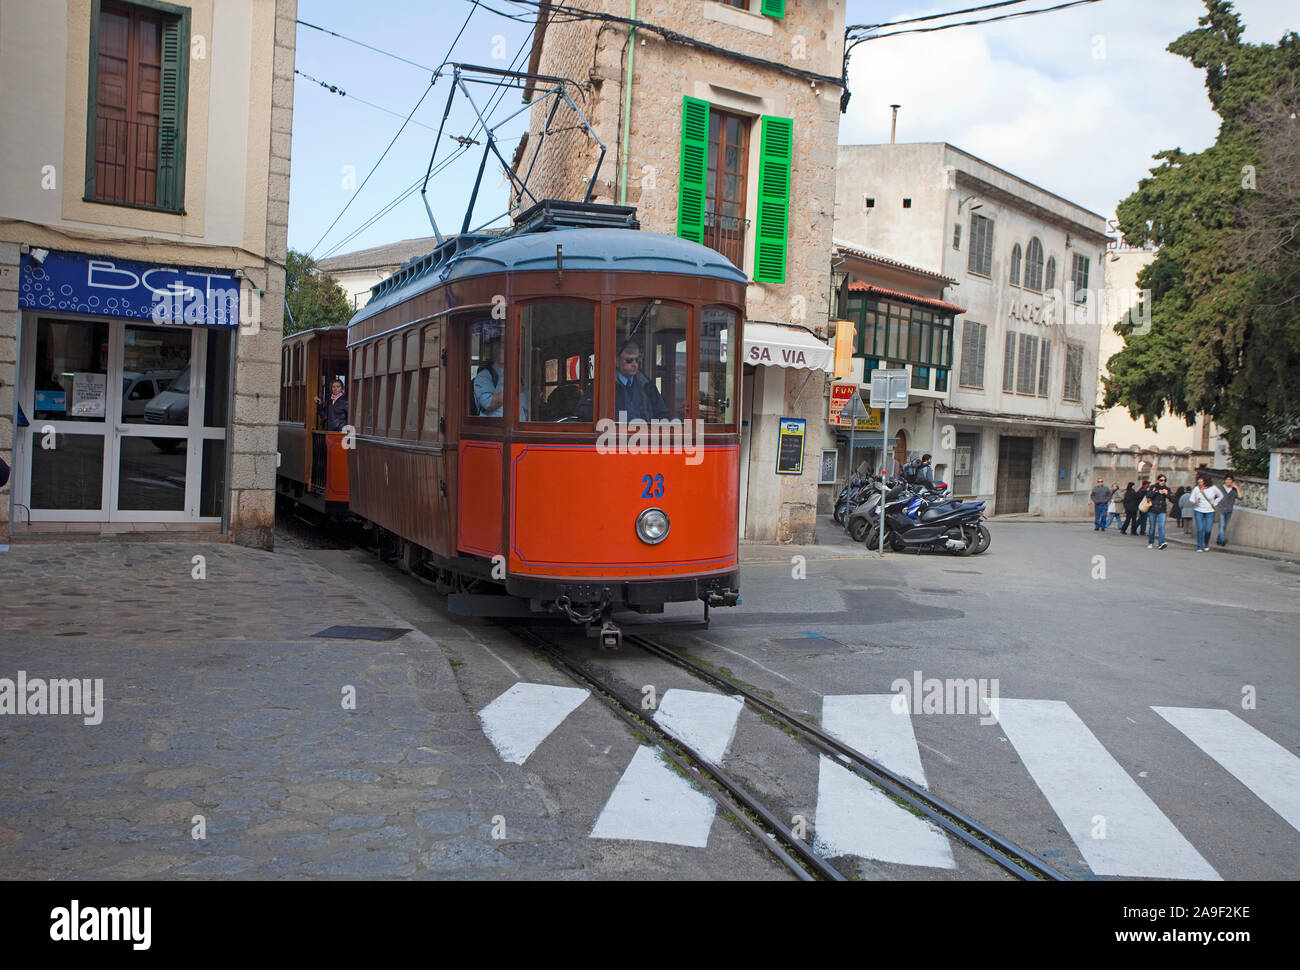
[277,201,744,633]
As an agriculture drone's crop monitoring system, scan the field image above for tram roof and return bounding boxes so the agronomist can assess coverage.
[349,226,748,326]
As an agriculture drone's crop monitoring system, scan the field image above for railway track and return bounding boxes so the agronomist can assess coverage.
[503,621,1067,883]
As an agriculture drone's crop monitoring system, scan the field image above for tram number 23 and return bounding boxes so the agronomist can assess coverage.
[641,474,665,498]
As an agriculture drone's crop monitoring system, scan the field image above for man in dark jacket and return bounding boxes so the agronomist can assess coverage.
[1089,478,1112,531]
[1145,474,1172,549]
[579,340,670,422]
[315,379,349,431]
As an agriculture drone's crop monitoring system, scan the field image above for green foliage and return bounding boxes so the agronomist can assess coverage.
[283,249,353,336]
[1103,1,1300,470]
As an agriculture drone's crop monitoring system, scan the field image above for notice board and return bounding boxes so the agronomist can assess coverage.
[775,417,806,475]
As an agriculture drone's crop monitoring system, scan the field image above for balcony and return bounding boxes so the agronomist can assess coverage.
[702,211,750,269]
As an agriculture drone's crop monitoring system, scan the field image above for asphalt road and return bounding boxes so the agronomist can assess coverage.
[285,515,1299,881]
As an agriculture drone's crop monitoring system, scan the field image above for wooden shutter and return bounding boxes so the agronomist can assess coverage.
[761,0,786,18]
[677,97,710,244]
[1002,331,1016,392]
[156,14,188,211]
[753,115,793,284]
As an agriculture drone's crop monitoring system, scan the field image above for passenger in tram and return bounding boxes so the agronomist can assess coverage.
[472,340,505,417]
[314,379,349,431]
[577,340,670,422]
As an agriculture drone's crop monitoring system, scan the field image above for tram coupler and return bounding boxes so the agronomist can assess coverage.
[589,619,622,648]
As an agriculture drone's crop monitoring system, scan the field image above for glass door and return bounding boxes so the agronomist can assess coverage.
[18,315,232,525]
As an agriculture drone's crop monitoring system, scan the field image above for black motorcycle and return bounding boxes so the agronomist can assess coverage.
[849,483,989,555]
[833,474,873,525]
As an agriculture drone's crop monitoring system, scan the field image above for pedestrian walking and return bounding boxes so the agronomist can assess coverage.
[1135,479,1151,537]
[1090,478,1112,531]
[1190,473,1224,552]
[1179,489,1195,534]
[1120,482,1141,535]
[1217,475,1243,546]
[1170,486,1187,531]
[1145,474,1172,550]
[1105,483,1123,530]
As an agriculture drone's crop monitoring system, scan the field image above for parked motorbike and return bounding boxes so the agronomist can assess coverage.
[833,474,873,525]
[848,481,989,555]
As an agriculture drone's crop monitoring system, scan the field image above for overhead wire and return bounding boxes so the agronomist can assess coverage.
[302,2,485,258]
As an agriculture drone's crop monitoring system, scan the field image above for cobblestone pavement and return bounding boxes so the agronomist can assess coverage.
[0,539,585,879]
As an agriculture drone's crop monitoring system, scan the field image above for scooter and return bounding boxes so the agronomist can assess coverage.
[849,483,989,555]
[833,474,873,525]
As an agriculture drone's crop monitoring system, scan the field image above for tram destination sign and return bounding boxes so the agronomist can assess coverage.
[18,249,241,327]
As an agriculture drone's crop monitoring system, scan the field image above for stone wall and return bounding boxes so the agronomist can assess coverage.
[226,0,295,549]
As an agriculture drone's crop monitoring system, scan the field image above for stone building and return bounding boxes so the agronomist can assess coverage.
[513,0,845,541]
[835,142,1111,516]
[0,0,296,547]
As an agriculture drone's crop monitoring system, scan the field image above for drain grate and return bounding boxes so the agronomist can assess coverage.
[312,625,411,641]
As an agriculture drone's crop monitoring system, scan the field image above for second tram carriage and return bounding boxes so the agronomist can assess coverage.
[279,201,745,632]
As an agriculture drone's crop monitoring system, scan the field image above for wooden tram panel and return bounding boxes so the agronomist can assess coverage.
[277,326,351,509]
[344,203,746,611]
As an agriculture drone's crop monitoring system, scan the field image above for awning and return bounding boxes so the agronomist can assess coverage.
[740,322,833,372]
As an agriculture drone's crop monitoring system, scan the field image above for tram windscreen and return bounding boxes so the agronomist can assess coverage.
[699,307,736,425]
[520,302,595,423]
[614,302,687,422]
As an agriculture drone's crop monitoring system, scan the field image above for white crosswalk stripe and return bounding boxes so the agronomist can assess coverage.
[477,682,589,765]
[1152,706,1300,835]
[813,694,954,869]
[590,689,744,846]
[990,698,1220,880]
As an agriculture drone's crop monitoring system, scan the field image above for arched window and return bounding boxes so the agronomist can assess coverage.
[1045,256,1057,291]
[1010,244,1022,285]
[1024,238,1044,291]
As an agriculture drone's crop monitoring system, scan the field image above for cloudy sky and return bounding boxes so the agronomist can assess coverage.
[287,0,1298,259]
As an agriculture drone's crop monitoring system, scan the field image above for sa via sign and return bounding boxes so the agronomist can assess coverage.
[747,345,809,366]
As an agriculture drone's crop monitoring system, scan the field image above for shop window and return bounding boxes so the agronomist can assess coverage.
[1058,437,1077,492]
[87,0,189,211]
[520,301,595,423]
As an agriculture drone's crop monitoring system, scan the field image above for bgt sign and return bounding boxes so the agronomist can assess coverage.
[18,249,242,327]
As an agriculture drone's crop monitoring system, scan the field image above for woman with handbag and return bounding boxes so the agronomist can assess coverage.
[1190,473,1224,552]
[1135,479,1151,537]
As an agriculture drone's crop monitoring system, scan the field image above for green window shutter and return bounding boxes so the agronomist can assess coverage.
[761,0,786,19]
[753,115,793,284]
[157,14,189,212]
[677,97,710,244]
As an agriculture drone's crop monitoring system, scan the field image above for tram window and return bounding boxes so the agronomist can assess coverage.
[611,302,687,421]
[468,318,505,419]
[519,301,595,423]
[421,366,441,441]
[376,374,389,435]
[405,363,419,435]
[700,307,737,425]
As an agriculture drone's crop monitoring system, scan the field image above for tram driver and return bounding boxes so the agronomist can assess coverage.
[577,339,670,422]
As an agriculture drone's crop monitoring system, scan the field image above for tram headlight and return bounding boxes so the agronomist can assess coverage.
[636,508,670,545]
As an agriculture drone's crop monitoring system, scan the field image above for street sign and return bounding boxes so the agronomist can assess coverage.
[869,368,910,409]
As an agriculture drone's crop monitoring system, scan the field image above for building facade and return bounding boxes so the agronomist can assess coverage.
[835,143,1111,516]
[317,235,440,311]
[818,241,962,511]
[0,0,296,547]
[1093,245,1221,487]
[514,0,845,541]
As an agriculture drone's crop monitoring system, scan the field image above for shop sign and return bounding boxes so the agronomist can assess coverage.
[18,249,240,326]
[775,417,806,475]
[829,382,882,431]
